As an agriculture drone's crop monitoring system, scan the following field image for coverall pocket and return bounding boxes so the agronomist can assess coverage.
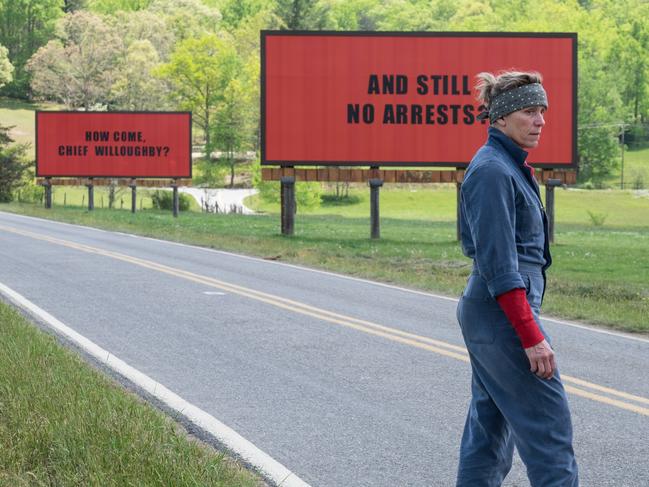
[516,204,543,240]
[457,296,502,345]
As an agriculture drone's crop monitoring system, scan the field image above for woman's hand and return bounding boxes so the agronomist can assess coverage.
[525,339,556,379]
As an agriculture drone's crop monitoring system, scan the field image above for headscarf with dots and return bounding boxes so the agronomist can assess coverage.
[477,83,548,124]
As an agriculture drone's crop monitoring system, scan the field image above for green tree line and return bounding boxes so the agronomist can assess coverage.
[1,0,648,186]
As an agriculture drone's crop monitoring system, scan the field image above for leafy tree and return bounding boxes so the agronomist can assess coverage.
[217,0,271,30]
[64,0,87,12]
[26,11,122,109]
[157,33,238,149]
[0,0,64,98]
[328,0,382,30]
[213,74,255,187]
[108,10,175,60]
[111,40,169,110]
[148,0,222,41]
[274,0,331,30]
[0,44,13,88]
[607,20,649,122]
[0,125,30,202]
[87,0,151,13]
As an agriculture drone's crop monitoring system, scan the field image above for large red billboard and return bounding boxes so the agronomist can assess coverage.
[262,32,577,168]
[36,112,192,178]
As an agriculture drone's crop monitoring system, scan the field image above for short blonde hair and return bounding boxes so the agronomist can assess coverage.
[475,70,544,110]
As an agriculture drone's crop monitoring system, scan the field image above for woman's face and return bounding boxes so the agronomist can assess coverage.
[496,106,546,149]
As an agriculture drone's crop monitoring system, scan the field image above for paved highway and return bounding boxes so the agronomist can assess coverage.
[0,211,647,486]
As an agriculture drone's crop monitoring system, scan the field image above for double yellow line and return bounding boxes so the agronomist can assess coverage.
[2,223,648,417]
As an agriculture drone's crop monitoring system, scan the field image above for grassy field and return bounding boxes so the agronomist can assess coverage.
[2,193,647,333]
[21,185,203,212]
[0,300,262,487]
[0,97,61,157]
[604,146,649,189]
[248,184,649,228]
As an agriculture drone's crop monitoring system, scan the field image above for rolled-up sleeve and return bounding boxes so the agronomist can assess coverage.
[461,162,525,298]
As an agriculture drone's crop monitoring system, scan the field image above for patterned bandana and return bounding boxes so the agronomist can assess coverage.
[477,83,548,124]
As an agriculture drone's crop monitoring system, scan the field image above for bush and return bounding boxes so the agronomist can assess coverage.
[193,158,228,187]
[0,124,30,202]
[586,210,608,226]
[321,193,362,206]
[151,190,191,211]
[15,183,44,203]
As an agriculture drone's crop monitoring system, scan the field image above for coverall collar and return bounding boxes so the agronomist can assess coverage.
[486,126,529,167]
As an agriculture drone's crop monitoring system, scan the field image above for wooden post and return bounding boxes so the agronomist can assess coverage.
[87,178,94,211]
[44,178,52,209]
[456,182,462,241]
[280,175,295,235]
[545,178,562,244]
[369,178,383,239]
[130,179,137,213]
[172,179,179,217]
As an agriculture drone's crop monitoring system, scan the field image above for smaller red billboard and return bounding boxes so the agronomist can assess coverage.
[36,112,192,178]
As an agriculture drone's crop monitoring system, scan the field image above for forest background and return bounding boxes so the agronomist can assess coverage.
[1,0,649,195]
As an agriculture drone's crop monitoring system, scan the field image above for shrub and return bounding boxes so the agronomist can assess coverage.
[151,190,191,211]
[0,125,30,202]
[586,210,608,226]
[15,183,44,203]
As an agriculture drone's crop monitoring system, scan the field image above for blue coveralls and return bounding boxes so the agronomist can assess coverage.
[456,127,579,486]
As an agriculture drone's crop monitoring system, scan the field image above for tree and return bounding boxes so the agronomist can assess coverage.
[157,33,238,149]
[213,74,255,187]
[608,20,649,122]
[64,0,87,12]
[25,11,123,109]
[108,10,175,60]
[0,125,30,202]
[218,0,270,30]
[274,0,331,30]
[87,0,151,13]
[0,44,13,88]
[0,0,64,98]
[111,40,169,110]
[148,0,222,41]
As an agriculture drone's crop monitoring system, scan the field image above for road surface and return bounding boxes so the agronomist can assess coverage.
[0,211,647,486]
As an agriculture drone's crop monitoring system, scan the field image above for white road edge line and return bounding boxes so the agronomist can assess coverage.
[2,211,648,344]
[0,280,312,487]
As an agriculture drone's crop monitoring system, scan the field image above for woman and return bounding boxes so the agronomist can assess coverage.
[456,71,579,486]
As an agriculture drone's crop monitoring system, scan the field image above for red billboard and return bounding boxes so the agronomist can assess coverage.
[36,112,192,178]
[262,32,577,168]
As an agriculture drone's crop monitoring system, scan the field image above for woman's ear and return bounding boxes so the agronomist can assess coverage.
[494,117,506,127]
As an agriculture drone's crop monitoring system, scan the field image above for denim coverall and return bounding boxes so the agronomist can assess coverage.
[456,127,579,486]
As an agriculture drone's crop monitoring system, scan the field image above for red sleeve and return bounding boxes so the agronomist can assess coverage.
[496,288,545,348]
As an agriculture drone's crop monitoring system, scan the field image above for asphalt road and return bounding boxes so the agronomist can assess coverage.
[0,211,647,487]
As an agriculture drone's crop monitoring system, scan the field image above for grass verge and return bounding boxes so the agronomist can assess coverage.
[0,299,263,487]
[1,202,647,334]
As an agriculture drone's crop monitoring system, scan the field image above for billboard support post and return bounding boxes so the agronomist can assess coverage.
[43,178,52,209]
[172,179,179,218]
[369,177,383,239]
[545,179,562,243]
[129,179,137,214]
[456,182,462,241]
[280,175,295,236]
[87,179,94,211]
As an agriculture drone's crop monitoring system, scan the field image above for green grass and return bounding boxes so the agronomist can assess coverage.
[1,198,647,334]
[248,185,649,228]
[605,146,649,189]
[17,186,203,212]
[0,97,62,156]
[0,300,262,487]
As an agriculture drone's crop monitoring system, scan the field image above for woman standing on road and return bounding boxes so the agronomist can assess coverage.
[455,70,579,486]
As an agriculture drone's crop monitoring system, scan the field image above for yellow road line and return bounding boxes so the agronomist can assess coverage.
[2,223,648,417]
[562,375,649,406]
[564,385,649,416]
